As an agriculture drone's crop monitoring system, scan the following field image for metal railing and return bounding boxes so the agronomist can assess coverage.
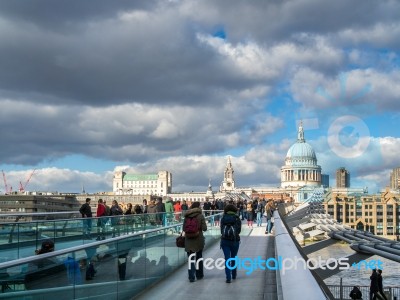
[0,213,223,299]
[327,283,400,300]
[0,211,223,260]
[274,209,331,299]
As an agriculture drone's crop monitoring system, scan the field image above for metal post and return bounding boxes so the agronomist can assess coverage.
[340,277,343,300]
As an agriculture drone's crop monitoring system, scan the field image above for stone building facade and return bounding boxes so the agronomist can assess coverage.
[323,188,400,240]
[113,170,172,196]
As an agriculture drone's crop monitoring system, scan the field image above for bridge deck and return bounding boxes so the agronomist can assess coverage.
[134,224,277,300]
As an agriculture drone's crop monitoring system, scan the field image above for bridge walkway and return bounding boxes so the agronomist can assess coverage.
[134,224,277,300]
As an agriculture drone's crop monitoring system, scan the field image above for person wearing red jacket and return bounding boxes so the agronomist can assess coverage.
[96,199,106,240]
[174,201,182,221]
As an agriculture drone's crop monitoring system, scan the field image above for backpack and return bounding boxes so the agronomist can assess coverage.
[184,216,200,238]
[221,216,240,241]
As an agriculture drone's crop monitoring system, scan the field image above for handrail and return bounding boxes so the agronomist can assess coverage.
[274,209,329,300]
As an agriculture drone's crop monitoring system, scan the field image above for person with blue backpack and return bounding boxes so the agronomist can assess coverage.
[220,203,242,283]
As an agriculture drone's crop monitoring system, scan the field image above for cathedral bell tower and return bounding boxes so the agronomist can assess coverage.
[220,156,235,192]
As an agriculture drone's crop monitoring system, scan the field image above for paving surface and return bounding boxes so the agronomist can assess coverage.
[134,222,277,300]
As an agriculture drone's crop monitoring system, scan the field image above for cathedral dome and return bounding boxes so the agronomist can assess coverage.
[284,122,318,166]
[281,121,322,189]
[286,142,316,161]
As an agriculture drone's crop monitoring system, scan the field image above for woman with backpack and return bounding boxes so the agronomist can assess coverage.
[183,201,207,282]
[220,204,242,283]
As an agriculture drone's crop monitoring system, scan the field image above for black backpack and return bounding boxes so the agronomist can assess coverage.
[221,215,240,241]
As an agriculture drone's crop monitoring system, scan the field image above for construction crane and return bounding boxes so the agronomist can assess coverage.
[19,169,36,193]
[2,170,8,194]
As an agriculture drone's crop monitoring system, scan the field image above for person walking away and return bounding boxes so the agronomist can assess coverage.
[110,200,123,237]
[124,203,133,234]
[184,201,207,282]
[264,201,274,235]
[349,286,362,300]
[164,197,174,226]
[147,199,158,226]
[255,200,263,227]
[96,199,107,240]
[370,269,379,300]
[220,204,241,283]
[246,201,254,228]
[174,201,182,221]
[377,269,388,300]
[79,198,93,239]
[156,197,166,226]
[181,200,189,211]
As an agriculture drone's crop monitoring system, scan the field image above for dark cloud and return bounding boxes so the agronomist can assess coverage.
[0,0,399,192]
[0,0,160,31]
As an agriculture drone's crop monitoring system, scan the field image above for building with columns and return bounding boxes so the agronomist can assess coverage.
[281,122,322,188]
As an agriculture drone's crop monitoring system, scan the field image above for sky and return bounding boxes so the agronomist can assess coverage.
[1,0,400,194]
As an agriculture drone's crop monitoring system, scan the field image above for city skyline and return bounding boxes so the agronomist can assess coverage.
[1,1,400,193]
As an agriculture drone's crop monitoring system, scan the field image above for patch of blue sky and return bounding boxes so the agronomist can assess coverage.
[367,112,399,137]
[212,27,226,39]
[344,46,400,70]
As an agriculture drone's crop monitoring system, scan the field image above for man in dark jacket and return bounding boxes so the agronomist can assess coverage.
[370,269,379,300]
[377,269,388,300]
[184,202,207,282]
[203,199,211,216]
[79,198,93,239]
[156,197,166,225]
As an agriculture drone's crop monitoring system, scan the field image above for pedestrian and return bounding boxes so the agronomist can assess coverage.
[165,197,174,226]
[264,201,274,235]
[370,269,379,300]
[134,204,143,214]
[96,199,107,240]
[349,286,362,300]
[147,199,158,226]
[203,199,211,217]
[142,199,148,214]
[246,201,254,228]
[123,203,133,234]
[184,201,207,282]
[156,197,165,226]
[174,201,182,221]
[35,239,55,255]
[79,198,93,239]
[255,200,264,227]
[220,204,241,283]
[181,200,189,211]
[110,200,123,237]
[377,269,388,300]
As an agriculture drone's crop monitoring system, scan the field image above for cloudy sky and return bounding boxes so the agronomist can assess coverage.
[1,0,400,194]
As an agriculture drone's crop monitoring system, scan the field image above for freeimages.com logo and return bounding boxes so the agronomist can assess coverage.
[188,254,384,275]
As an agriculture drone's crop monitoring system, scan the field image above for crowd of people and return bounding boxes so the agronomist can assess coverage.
[76,196,277,284]
[182,197,277,283]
